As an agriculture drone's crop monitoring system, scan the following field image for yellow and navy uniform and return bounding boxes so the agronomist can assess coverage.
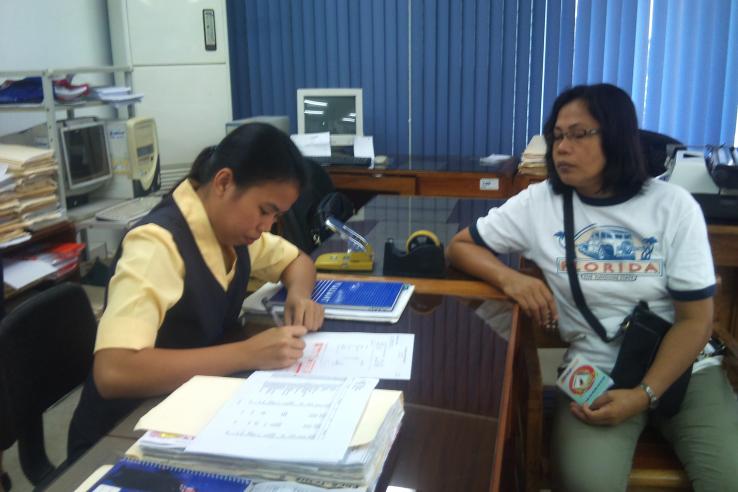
[68,180,298,458]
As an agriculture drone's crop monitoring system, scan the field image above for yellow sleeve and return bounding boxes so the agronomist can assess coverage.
[94,224,185,352]
[248,232,299,283]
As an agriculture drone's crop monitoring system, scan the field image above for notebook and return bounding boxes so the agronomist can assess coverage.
[269,279,406,311]
[85,458,251,491]
[244,281,414,324]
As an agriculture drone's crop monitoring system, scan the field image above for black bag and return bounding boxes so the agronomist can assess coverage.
[611,301,691,417]
[278,158,354,253]
[563,188,690,417]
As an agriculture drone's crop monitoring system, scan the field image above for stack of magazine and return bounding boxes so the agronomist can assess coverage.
[124,374,404,491]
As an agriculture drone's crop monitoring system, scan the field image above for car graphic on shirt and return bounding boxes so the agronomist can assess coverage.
[577,227,636,260]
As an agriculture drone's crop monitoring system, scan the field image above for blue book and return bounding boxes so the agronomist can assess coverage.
[269,279,406,311]
[86,458,251,491]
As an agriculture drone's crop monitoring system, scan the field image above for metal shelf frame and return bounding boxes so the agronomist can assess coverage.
[0,65,137,209]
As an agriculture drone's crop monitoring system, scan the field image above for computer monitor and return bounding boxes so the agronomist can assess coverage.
[296,88,363,147]
[58,119,113,201]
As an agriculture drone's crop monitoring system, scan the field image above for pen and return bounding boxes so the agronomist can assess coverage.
[261,297,284,327]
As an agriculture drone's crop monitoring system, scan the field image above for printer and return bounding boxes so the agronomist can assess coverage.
[666,145,738,221]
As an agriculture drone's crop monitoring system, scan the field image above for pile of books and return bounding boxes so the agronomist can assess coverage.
[124,374,404,491]
[518,134,548,177]
[0,144,63,246]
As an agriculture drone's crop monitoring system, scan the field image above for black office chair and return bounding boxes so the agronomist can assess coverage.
[0,283,97,488]
[639,129,683,177]
[277,158,354,253]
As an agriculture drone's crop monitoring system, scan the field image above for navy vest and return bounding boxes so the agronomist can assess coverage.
[68,194,251,459]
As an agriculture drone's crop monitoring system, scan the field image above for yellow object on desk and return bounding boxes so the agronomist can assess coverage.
[315,249,374,272]
[315,216,374,271]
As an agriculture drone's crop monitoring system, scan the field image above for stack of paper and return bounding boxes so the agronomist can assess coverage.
[127,374,404,491]
[518,134,548,177]
[243,280,415,324]
[0,144,63,245]
[90,86,144,104]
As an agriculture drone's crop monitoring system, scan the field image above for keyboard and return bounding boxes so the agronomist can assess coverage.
[312,156,372,167]
[95,196,162,223]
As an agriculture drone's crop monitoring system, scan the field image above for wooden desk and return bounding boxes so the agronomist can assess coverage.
[46,293,519,492]
[326,155,519,202]
[313,194,512,277]
[329,178,738,339]
[708,224,738,339]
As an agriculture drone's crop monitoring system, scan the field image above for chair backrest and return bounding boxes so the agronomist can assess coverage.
[639,129,683,177]
[278,158,354,253]
[0,282,97,485]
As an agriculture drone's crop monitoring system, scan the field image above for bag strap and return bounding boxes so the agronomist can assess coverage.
[563,188,618,343]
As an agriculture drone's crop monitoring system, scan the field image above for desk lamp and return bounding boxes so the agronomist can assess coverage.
[315,217,374,272]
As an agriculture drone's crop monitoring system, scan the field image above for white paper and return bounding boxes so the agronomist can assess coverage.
[353,136,375,160]
[253,482,365,492]
[479,153,511,165]
[290,132,332,157]
[186,372,378,463]
[279,332,414,380]
[3,258,57,289]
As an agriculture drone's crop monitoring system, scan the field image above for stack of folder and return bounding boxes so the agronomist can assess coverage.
[518,134,548,177]
[0,144,63,245]
[125,375,404,491]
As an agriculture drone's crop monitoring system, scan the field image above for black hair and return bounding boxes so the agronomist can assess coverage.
[188,122,306,191]
[543,83,648,196]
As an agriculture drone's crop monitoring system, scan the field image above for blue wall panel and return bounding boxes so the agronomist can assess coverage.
[229,0,409,155]
[228,0,738,160]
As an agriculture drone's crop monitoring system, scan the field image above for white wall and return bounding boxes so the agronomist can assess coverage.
[0,0,113,136]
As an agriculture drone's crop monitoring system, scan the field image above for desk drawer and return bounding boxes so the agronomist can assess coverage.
[416,172,512,198]
[329,173,416,195]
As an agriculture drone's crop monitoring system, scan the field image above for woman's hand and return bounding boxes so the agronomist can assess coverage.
[242,325,308,369]
[570,388,649,426]
[284,296,324,331]
[500,269,558,329]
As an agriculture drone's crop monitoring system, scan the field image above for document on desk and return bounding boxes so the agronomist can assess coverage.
[290,132,332,157]
[278,332,414,380]
[186,371,378,463]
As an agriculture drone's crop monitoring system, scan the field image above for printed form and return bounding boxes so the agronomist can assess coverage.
[279,332,415,380]
[186,372,378,463]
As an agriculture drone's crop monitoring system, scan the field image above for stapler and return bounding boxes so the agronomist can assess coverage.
[315,216,374,272]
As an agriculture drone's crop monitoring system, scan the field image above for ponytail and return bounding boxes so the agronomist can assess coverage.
[187,123,306,190]
[188,145,218,183]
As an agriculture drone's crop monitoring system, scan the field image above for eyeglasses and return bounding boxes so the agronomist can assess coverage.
[551,128,601,144]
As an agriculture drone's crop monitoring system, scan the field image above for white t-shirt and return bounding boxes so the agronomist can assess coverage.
[471,179,717,373]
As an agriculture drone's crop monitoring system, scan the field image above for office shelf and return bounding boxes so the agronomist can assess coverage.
[0,65,137,207]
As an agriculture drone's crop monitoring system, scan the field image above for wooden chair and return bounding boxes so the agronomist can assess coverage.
[516,317,697,491]
[514,310,738,492]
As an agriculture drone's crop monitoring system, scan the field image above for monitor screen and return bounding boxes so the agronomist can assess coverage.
[59,120,112,194]
[297,88,363,147]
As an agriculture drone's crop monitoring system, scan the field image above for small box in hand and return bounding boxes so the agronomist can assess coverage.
[557,355,614,406]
